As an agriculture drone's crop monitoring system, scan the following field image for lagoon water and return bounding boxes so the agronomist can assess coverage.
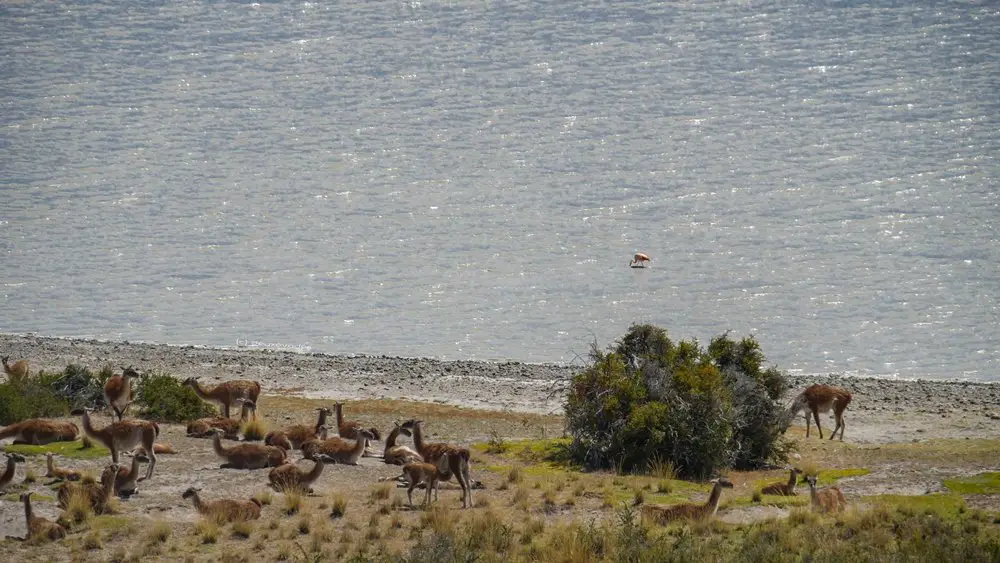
[1,1,997,380]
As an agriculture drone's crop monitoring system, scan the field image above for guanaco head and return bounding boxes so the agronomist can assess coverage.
[181,487,201,500]
[7,453,25,463]
[356,428,376,442]
[19,491,33,502]
[712,477,734,489]
[181,377,199,388]
[121,366,141,380]
[399,419,423,430]
[805,475,818,488]
[1,355,8,365]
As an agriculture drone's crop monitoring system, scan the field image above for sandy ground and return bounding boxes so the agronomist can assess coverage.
[2,333,1000,555]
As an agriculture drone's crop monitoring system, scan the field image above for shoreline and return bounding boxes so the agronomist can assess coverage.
[3,333,1000,443]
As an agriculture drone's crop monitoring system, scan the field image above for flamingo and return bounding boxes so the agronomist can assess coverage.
[629,253,650,268]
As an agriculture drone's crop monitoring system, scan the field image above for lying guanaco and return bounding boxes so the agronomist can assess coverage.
[383,421,423,466]
[761,467,802,496]
[182,487,262,523]
[303,428,375,466]
[79,408,158,480]
[401,419,472,508]
[45,453,82,483]
[113,455,145,498]
[641,478,734,523]
[334,402,381,453]
[103,366,139,421]
[2,355,29,383]
[787,384,852,440]
[57,464,119,515]
[21,492,66,542]
[1,453,26,490]
[265,406,332,451]
[268,458,325,493]
[805,475,847,513]
[131,442,176,461]
[0,418,79,445]
[183,377,261,418]
[210,427,287,469]
[187,400,257,439]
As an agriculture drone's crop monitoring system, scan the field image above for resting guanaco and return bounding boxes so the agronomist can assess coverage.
[183,377,261,418]
[79,408,158,480]
[383,422,423,466]
[182,487,262,523]
[45,453,82,483]
[265,406,331,451]
[334,402,381,453]
[787,384,852,440]
[2,355,29,383]
[210,427,287,469]
[187,400,257,439]
[103,366,139,421]
[401,419,472,508]
[131,443,176,461]
[57,464,119,515]
[805,475,847,513]
[641,478,734,523]
[21,492,66,542]
[1,453,25,490]
[268,458,325,493]
[761,467,802,496]
[0,418,79,445]
[303,429,374,466]
[113,455,145,498]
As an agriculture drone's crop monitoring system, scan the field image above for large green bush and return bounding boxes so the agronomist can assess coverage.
[36,363,111,410]
[565,324,790,478]
[0,378,70,425]
[134,372,216,422]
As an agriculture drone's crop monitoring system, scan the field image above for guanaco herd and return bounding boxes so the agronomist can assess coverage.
[1,356,854,542]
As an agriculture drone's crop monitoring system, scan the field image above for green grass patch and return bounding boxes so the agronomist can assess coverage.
[864,493,966,516]
[3,493,54,502]
[473,438,572,464]
[4,439,109,459]
[943,472,1000,495]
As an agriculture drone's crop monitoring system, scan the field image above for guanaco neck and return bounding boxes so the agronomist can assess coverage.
[124,457,140,481]
[314,410,329,434]
[304,460,325,484]
[212,433,229,458]
[786,471,798,492]
[2,457,15,483]
[188,381,213,401]
[351,435,368,457]
[81,411,102,441]
[46,455,55,475]
[705,483,724,515]
[22,495,32,523]
[385,426,402,449]
[807,481,819,505]
[334,404,345,429]
[189,492,205,514]
[410,423,427,455]
[239,403,253,422]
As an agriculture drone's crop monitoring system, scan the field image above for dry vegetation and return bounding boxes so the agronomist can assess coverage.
[1,394,1000,562]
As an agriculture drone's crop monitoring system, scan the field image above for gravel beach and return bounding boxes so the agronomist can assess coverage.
[3,333,1000,444]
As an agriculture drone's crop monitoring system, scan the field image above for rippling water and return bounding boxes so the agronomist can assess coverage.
[1,1,997,380]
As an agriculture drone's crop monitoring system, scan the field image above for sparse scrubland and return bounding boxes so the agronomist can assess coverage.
[1,329,1000,561]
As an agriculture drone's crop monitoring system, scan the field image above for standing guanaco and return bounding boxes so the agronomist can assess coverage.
[787,384,852,440]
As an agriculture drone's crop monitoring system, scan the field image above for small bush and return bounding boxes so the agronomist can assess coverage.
[134,373,215,423]
[565,324,790,479]
[330,495,347,519]
[241,418,268,441]
[0,379,69,424]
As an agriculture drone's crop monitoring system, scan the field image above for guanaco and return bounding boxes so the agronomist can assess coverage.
[401,419,472,508]
[265,406,331,451]
[57,463,119,515]
[788,384,852,440]
[79,408,158,480]
[805,475,847,513]
[103,366,139,421]
[0,418,79,445]
[383,421,423,466]
[187,400,257,439]
[131,443,176,461]
[641,478,734,523]
[761,467,802,496]
[2,355,29,383]
[113,455,145,498]
[1,453,25,490]
[21,492,66,542]
[210,427,287,469]
[182,487,262,523]
[45,453,82,483]
[334,402,381,452]
[183,377,261,418]
[268,458,325,493]
[306,429,375,466]
[400,461,441,508]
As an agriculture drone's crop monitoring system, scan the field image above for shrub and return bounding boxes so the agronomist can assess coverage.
[565,324,789,478]
[0,378,69,424]
[134,373,215,422]
[38,364,110,410]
